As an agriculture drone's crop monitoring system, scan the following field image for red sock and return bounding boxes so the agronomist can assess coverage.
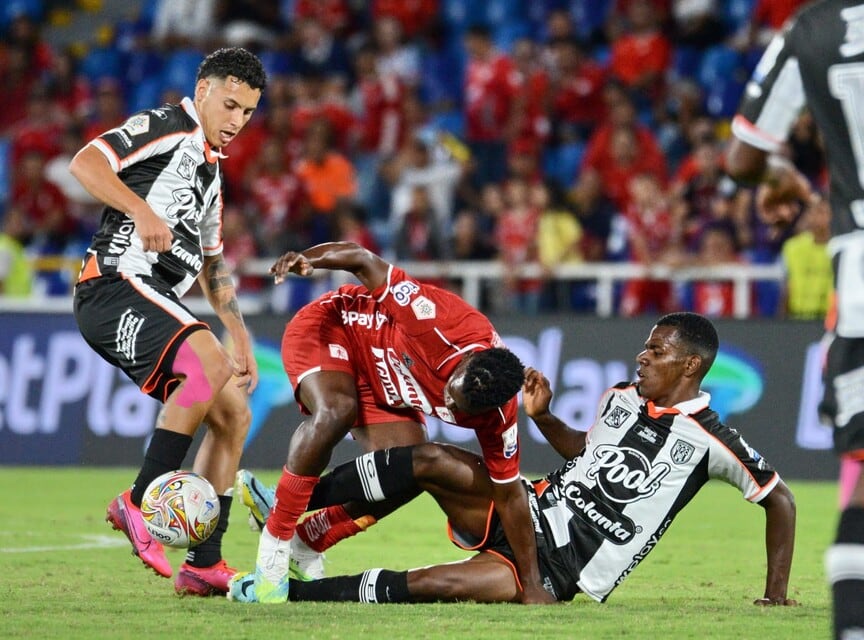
[296,505,377,552]
[266,467,319,540]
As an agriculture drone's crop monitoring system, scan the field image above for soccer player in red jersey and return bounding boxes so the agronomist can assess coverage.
[232,241,553,605]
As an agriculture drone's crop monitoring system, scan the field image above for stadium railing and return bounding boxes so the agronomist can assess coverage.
[3,257,785,318]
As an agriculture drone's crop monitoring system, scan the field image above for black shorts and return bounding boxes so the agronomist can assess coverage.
[820,335,864,457]
[448,480,580,601]
[73,275,208,401]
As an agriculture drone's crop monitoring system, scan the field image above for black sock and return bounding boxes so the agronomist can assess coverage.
[308,446,418,510]
[130,430,193,505]
[827,507,864,639]
[185,494,232,567]
[289,569,411,603]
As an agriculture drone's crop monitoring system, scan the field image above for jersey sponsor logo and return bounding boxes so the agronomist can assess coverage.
[614,517,672,587]
[410,295,436,320]
[177,153,196,181]
[168,240,203,272]
[370,346,432,412]
[115,129,133,149]
[634,424,658,444]
[587,445,670,504]
[670,439,695,464]
[115,309,145,363]
[165,188,200,223]
[390,280,419,306]
[124,114,150,136]
[558,482,638,544]
[328,343,348,361]
[340,310,388,330]
[152,108,168,120]
[603,405,631,429]
[502,424,518,459]
[108,221,135,255]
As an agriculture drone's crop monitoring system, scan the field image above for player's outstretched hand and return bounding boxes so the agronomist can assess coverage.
[522,367,553,420]
[753,597,799,606]
[270,251,314,284]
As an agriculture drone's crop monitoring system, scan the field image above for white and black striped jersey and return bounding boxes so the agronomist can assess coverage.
[732,0,864,239]
[532,383,779,602]
[83,97,224,297]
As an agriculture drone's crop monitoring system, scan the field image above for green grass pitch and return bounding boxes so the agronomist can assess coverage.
[0,468,833,639]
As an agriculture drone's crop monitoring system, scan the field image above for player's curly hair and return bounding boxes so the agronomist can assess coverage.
[656,312,719,377]
[461,348,525,410]
[197,47,267,90]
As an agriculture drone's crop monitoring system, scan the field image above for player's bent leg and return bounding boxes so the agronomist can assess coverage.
[351,419,428,451]
[407,553,520,603]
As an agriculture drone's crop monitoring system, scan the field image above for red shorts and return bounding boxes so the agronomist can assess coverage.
[280,301,423,427]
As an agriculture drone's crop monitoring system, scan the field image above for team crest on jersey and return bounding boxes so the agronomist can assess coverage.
[328,343,349,361]
[604,406,631,429]
[670,439,695,464]
[435,406,454,422]
[177,153,196,181]
[502,424,518,459]
[410,295,436,320]
[124,114,150,136]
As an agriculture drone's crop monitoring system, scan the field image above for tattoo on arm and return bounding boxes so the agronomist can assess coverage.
[206,256,242,321]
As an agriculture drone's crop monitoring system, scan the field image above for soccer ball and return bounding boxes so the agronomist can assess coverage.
[140,470,220,548]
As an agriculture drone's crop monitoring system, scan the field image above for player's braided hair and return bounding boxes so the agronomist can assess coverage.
[461,348,525,410]
[197,47,267,90]
[656,312,719,377]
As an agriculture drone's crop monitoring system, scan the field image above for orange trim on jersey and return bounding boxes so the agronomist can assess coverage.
[118,130,189,169]
[645,400,680,418]
[731,114,784,148]
[825,290,837,332]
[77,255,102,283]
[140,322,208,396]
[533,479,550,496]
[483,549,523,592]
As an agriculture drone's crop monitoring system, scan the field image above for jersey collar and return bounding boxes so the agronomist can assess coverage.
[181,96,228,164]
[644,390,711,418]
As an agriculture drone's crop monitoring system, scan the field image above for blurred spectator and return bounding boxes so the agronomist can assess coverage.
[509,37,551,155]
[606,0,670,41]
[389,136,464,238]
[46,48,93,127]
[0,43,38,133]
[292,16,353,83]
[506,139,543,185]
[332,201,380,253]
[608,0,672,111]
[289,74,356,151]
[534,180,592,311]
[548,36,608,145]
[295,118,358,244]
[495,178,543,315]
[780,198,833,320]
[462,24,520,188]
[215,0,281,48]
[373,0,438,39]
[221,205,263,293]
[245,137,309,255]
[669,136,725,250]
[738,0,810,50]
[82,78,127,142]
[11,149,76,248]
[393,185,447,262]
[350,43,407,209]
[5,12,53,75]
[372,15,421,88]
[574,84,668,213]
[670,0,727,48]
[450,209,496,261]
[0,206,34,296]
[687,222,744,318]
[9,82,66,164]
[292,0,352,35]
[150,0,219,49]
[619,172,678,317]
[44,125,101,239]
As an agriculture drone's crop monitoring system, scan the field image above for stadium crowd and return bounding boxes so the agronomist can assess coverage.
[0,0,834,318]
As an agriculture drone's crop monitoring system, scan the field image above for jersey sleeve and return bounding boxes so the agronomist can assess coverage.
[88,108,187,172]
[731,27,806,152]
[466,397,521,484]
[706,420,780,503]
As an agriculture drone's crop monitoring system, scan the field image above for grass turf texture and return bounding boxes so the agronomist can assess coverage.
[0,468,832,639]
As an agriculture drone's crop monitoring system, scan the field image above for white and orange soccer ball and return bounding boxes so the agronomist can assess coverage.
[140,470,220,548]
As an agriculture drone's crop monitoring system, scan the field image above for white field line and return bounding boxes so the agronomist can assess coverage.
[0,534,129,553]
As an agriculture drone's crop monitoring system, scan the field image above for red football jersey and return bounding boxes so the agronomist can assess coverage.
[316,265,520,482]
